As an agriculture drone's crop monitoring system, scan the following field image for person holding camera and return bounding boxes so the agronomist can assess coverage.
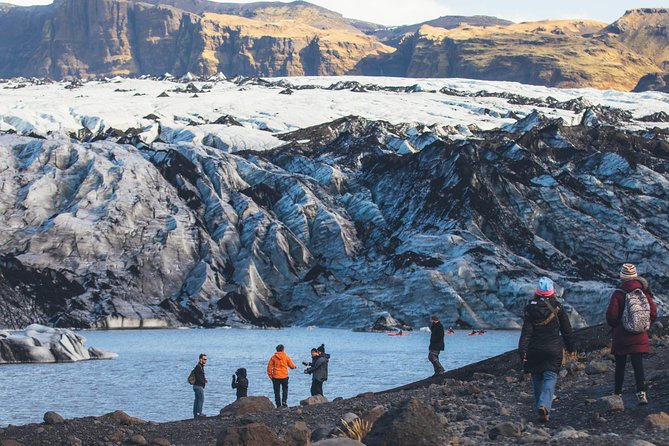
[304,344,329,396]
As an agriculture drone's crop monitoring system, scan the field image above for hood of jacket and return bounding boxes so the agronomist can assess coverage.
[272,351,289,361]
[620,278,646,292]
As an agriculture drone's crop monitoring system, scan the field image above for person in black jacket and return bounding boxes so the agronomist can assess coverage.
[231,367,248,400]
[429,315,445,376]
[304,345,330,396]
[192,353,208,418]
[518,277,575,422]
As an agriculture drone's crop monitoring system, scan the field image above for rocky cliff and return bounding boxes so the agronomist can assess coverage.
[0,76,668,330]
[357,20,660,90]
[2,2,669,91]
[0,0,392,79]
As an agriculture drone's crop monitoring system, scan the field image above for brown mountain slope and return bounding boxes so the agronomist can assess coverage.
[358,20,661,90]
[0,0,393,79]
[602,8,669,69]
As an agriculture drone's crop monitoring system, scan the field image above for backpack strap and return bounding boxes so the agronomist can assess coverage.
[534,299,561,327]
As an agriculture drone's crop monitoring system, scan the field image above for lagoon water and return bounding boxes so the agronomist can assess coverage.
[0,328,519,426]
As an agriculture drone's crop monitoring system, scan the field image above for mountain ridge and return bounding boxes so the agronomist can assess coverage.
[1,1,669,91]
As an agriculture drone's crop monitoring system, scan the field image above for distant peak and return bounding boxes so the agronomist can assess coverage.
[623,8,669,16]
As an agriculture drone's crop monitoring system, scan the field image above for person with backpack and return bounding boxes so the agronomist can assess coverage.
[518,277,575,422]
[190,353,208,418]
[231,367,248,400]
[267,344,297,408]
[304,344,330,396]
[606,263,657,404]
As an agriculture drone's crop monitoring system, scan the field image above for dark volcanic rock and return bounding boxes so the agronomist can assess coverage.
[43,411,65,425]
[363,398,443,446]
[216,422,284,446]
[219,397,275,417]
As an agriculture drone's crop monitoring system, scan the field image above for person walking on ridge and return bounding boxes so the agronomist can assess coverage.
[519,277,575,422]
[606,263,657,404]
[429,314,445,376]
[192,353,208,418]
[267,344,297,408]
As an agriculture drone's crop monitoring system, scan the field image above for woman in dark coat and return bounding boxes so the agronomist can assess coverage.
[518,277,575,422]
[605,263,657,404]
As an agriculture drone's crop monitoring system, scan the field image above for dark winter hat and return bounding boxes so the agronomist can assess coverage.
[311,348,318,353]
[317,344,325,354]
[276,344,284,352]
[620,263,638,279]
[535,277,554,297]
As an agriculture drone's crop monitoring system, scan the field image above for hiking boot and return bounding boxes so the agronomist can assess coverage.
[637,391,649,405]
[281,402,288,408]
[537,406,549,422]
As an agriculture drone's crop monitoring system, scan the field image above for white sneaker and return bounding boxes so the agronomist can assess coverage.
[636,391,648,405]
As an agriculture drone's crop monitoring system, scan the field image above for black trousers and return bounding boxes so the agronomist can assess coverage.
[614,353,645,394]
[310,379,323,396]
[272,377,289,406]
[429,350,445,374]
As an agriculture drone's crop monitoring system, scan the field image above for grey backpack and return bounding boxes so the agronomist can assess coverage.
[618,288,651,333]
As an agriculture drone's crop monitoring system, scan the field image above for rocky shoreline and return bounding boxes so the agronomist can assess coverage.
[2,321,669,445]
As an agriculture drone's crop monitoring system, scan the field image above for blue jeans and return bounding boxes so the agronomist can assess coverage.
[531,371,557,412]
[193,385,204,417]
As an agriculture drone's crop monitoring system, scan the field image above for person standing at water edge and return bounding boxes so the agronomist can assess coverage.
[192,353,208,418]
[606,263,657,404]
[232,367,248,400]
[305,345,330,396]
[267,344,297,407]
[519,277,575,422]
[428,314,445,376]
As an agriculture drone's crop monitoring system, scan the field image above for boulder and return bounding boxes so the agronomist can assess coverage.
[645,412,669,430]
[488,422,521,440]
[596,395,624,414]
[552,427,589,439]
[361,405,385,426]
[216,423,284,446]
[131,435,148,445]
[310,426,332,442]
[312,440,365,446]
[0,440,24,446]
[219,396,275,417]
[585,360,611,375]
[150,439,172,446]
[284,421,310,446]
[66,436,82,446]
[629,440,657,446]
[300,395,329,406]
[363,398,444,446]
[43,411,65,425]
[104,410,146,425]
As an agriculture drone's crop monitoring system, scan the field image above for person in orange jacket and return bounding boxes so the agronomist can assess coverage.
[267,344,297,408]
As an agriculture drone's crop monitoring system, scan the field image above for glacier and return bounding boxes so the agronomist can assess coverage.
[0,75,668,330]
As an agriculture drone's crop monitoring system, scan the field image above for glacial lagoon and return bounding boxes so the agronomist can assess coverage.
[0,327,519,426]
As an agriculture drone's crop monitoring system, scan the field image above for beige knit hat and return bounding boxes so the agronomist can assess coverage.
[620,263,638,279]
